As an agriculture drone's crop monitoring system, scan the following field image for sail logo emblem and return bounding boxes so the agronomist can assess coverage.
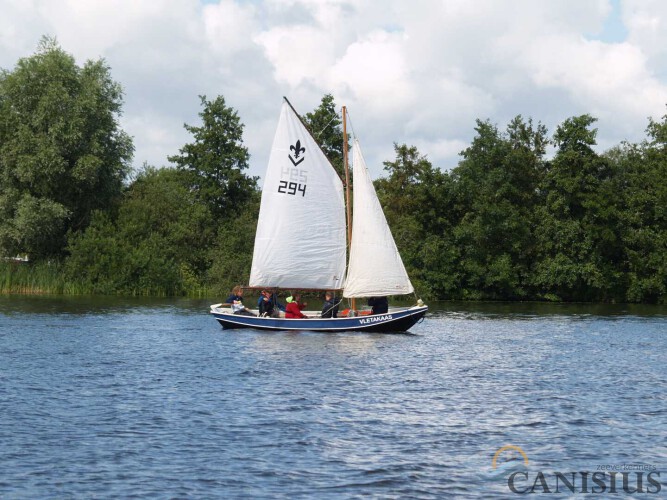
[289,140,306,166]
[279,140,308,197]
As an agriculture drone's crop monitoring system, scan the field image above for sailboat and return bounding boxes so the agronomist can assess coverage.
[210,98,428,332]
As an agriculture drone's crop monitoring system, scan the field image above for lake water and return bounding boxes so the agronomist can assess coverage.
[1,296,666,498]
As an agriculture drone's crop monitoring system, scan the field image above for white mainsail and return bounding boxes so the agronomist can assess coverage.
[343,140,414,298]
[249,101,347,290]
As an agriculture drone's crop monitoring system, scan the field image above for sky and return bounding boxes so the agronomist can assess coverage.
[2,0,667,180]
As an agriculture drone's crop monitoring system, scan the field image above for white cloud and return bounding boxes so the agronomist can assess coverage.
[204,0,258,55]
[329,30,412,113]
[1,0,667,178]
[624,0,667,58]
[255,24,336,87]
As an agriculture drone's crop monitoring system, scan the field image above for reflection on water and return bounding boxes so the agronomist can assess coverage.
[3,294,666,317]
[430,300,667,318]
[248,330,388,357]
[0,294,189,316]
[0,295,666,498]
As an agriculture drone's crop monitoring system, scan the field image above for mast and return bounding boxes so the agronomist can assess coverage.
[342,106,356,311]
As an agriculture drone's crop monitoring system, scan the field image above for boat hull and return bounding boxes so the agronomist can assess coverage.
[210,306,428,333]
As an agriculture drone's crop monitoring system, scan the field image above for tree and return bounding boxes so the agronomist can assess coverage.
[0,36,133,259]
[376,144,453,298]
[608,113,667,303]
[447,117,546,299]
[303,94,346,178]
[168,95,257,219]
[532,115,622,301]
[206,193,260,295]
[65,167,213,295]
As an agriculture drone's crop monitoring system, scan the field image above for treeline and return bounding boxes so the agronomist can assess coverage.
[1,39,666,302]
[378,116,667,303]
[0,37,259,296]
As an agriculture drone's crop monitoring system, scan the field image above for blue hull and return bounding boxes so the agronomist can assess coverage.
[211,306,428,333]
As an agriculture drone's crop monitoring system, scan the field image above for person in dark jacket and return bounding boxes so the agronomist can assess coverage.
[321,291,340,318]
[257,290,285,317]
[258,292,274,317]
[368,296,388,315]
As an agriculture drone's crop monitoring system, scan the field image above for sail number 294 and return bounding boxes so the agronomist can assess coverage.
[278,167,308,197]
[278,181,306,197]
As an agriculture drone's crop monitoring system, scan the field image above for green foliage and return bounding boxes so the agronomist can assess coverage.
[303,94,346,178]
[606,114,667,303]
[0,36,133,259]
[0,191,70,257]
[375,112,666,303]
[0,260,67,294]
[168,95,257,219]
[3,59,665,304]
[532,115,623,301]
[450,117,547,299]
[62,93,262,297]
[376,144,452,300]
[206,193,260,297]
[65,167,213,295]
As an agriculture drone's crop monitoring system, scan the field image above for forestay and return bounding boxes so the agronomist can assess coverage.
[343,140,414,298]
[249,101,347,290]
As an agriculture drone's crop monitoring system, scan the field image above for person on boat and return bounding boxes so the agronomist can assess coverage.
[285,292,308,318]
[368,296,389,315]
[225,286,256,317]
[258,290,275,317]
[257,290,284,317]
[258,290,283,317]
[321,291,340,318]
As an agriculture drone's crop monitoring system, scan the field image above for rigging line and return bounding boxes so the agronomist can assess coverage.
[314,114,338,138]
[321,297,343,317]
[343,108,357,143]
